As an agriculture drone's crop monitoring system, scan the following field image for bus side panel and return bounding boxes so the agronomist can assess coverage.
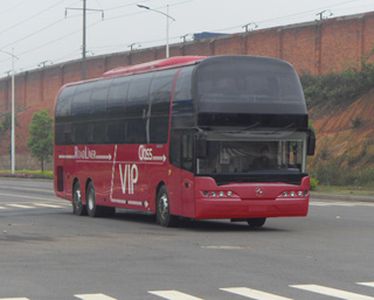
[167,165,195,218]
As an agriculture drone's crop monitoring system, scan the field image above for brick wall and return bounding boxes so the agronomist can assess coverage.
[1,11,374,169]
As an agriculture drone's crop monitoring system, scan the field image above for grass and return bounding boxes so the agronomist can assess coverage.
[315,185,374,196]
[0,169,53,179]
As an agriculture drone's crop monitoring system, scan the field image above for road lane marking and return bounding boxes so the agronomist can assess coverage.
[221,287,293,300]
[32,203,63,208]
[357,282,374,288]
[149,290,204,300]
[0,192,56,202]
[0,298,30,300]
[0,206,6,209]
[291,284,374,299]
[0,186,53,194]
[74,294,117,300]
[310,201,374,207]
[6,204,35,209]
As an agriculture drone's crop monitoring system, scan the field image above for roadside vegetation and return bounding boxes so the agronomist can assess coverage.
[28,110,53,172]
[301,63,374,111]
[0,169,53,179]
[301,63,374,189]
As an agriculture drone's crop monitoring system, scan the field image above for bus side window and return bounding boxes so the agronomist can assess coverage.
[90,80,110,115]
[149,70,174,144]
[170,131,181,167]
[182,134,193,172]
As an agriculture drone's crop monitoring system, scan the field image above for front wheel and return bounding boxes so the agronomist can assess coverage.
[247,218,266,228]
[72,181,86,216]
[156,185,178,227]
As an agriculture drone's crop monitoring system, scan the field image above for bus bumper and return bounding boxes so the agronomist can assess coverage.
[195,198,309,219]
[194,176,310,219]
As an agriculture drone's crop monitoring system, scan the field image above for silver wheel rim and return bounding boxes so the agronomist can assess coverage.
[88,190,94,211]
[74,189,82,211]
[159,193,169,221]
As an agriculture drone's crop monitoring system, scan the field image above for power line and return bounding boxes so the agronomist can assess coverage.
[0,0,28,17]
[0,17,66,50]
[211,0,359,32]
[0,0,66,36]
[105,0,152,11]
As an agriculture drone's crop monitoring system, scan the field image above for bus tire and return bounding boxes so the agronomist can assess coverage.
[72,181,86,216]
[156,185,177,227]
[86,182,106,218]
[247,218,266,228]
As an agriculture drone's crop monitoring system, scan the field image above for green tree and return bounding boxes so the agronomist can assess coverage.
[28,110,53,171]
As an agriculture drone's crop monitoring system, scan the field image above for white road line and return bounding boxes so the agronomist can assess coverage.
[221,287,293,300]
[32,203,63,208]
[149,290,204,300]
[0,206,6,209]
[74,294,117,300]
[291,284,374,299]
[0,186,53,194]
[357,282,374,288]
[310,201,374,207]
[6,204,35,209]
[0,192,54,202]
[0,298,30,300]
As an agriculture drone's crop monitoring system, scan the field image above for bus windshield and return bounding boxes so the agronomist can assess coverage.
[197,131,307,175]
[195,57,307,115]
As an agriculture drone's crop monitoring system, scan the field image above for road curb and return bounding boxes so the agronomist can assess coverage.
[0,174,52,180]
[311,192,374,203]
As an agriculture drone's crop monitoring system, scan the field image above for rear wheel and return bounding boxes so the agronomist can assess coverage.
[72,181,86,216]
[247,218,266,228]
[156,185,177,227]
[86,182,107,218]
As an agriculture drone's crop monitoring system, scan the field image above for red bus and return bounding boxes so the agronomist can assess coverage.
[54,55,315,227]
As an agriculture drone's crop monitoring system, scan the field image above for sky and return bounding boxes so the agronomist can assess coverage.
[0,0,374,77]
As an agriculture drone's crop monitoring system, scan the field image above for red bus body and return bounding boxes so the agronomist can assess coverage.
[54,56,312,224]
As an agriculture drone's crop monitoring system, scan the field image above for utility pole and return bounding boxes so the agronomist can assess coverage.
[65,0,104,78]
[180,34,190,44]
[242,22,258,33]
[128,43,141,51]
[0,49,18,174]
[316,9,333,21]
[137,4,176,58]
[38,60,53,68]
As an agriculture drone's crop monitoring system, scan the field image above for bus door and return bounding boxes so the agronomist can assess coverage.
[180,133,195,216]
[168,131,195,217]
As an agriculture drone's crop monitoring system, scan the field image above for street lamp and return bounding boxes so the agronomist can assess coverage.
[137,4,176,58]
[0,49,18,174]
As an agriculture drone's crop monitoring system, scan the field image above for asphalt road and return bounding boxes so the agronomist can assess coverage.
[0,177,373,300]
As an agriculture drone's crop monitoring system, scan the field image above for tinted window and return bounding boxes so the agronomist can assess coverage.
[150,116,169,144]
[90,80,110,115]
[174,66,193,107]
[196,57,307,114]
[127,74,152,117]
[170,130,182,167]
[106,120,125,144]
[172,66,195,128]
[91,121,106,144]
[71,83,94,116]
[150,70,174,115]
[107,77,129,114]
[56,86,76,118]
[126,118,147,143]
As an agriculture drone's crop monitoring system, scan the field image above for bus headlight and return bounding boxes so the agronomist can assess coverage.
[278,190,308,199]
[201,190,237,198]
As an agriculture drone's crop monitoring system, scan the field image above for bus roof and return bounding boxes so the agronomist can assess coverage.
[103,56,206,77]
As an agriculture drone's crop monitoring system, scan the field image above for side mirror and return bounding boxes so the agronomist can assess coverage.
[196,134,208,159]
[307,129,316,156]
